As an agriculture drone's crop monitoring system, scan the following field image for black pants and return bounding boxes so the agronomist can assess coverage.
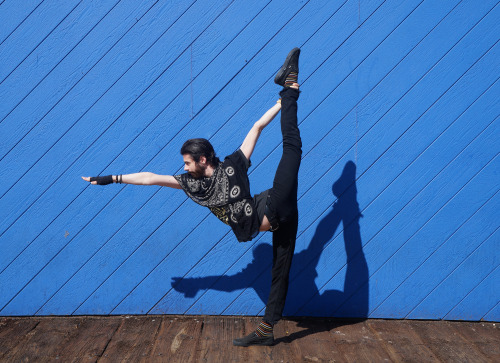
[264,87,301,325]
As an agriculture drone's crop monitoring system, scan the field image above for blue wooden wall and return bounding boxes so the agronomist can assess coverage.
[0,0,498,321]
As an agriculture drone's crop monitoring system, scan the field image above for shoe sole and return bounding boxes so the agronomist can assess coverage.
[233,340,274,347]
[274,47,300,86]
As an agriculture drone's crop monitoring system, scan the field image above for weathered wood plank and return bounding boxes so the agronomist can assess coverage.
[196,316,244,363]
[5,317,79,361]
[276,318,345,362]
[330,320,393,362]
[410,320,490,362]
[0,318,39,360]
[150,316,203,362]
[98,316,160,362]
[265,319,300,362]
[449,321,500,362]
[53,317,121,361]
[1,317,499,362]
[2,317,120,361]
[367,319,440,362]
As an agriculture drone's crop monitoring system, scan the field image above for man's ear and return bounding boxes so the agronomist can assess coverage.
[199,156,207,165]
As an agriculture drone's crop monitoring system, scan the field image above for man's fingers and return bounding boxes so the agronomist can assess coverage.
[82,176,97,185]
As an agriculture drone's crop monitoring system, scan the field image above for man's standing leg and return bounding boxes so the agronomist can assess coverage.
[264,214,298,324]
[234,48,301,347]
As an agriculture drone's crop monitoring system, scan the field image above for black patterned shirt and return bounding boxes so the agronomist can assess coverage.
[174,149,260,242]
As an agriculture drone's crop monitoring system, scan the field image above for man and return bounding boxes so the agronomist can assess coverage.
[83,48,302,346]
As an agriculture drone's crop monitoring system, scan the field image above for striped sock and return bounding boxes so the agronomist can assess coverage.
[255,321,273,337]
[284,71,298,87]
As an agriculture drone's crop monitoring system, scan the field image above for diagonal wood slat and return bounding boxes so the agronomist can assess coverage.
[0,0,498,320]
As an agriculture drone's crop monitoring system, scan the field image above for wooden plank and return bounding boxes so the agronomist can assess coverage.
[5,317,80,361]
[0,317,499,361]
[313,27,500,317]
[231,316,251,362]
[367,319,440,362]
[329,320,393,362]
[374,187,500,318]
[2,317,120,361]
[277,318,345,362]
[323,70,500,319]
[445,252,500,321]
[0,318,39,360]
[53,317,121,361]
[196,316,244,363]
[483,303,500,323]
[0,0,234,315]
[0,0,42,44]
[0,0,190,275]
[410,320,491,362]
[449,321,500,362]
[286,0,498,283]
[0,0,182,168]
[36,0,274,316]
[0,0,497,323]
[0,0,123,121]
[0,0,195,262]
[0,0,80,81]
[408,226,499,319]
[266,319,301,362]
[150,316,203,362]
[98,316,160,361]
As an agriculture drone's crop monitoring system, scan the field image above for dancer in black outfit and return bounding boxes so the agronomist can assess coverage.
[83,48,302,346]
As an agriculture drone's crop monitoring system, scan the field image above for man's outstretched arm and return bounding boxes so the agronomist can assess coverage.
[82,173,182,189]
[240,102,281,160]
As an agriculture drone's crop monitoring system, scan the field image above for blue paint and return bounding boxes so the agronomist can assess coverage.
[0,0,43,45]
[445,262,499,321]
[0,0,498,320]
[409,223,499,320]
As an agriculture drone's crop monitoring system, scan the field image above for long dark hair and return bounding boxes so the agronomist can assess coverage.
[180,138,221,166]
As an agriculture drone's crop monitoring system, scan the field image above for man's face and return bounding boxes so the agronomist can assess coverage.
[183,154,206,178]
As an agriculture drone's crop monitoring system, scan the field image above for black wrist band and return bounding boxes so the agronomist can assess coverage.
[89,175,113,185]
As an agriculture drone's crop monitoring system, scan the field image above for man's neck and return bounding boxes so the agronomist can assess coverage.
[204,164,215,178]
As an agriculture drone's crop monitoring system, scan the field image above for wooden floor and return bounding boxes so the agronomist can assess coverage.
[0,316,498,362]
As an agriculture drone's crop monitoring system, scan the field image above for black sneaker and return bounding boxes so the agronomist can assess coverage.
[233,332,274,347]
[274,47,300,86]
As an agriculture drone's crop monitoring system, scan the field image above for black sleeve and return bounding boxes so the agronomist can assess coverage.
[225,149,251,171]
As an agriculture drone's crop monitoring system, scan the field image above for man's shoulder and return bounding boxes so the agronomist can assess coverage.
[224,148,251,170]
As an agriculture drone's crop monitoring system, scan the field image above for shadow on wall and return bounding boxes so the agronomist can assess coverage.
[172,161,368,320]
